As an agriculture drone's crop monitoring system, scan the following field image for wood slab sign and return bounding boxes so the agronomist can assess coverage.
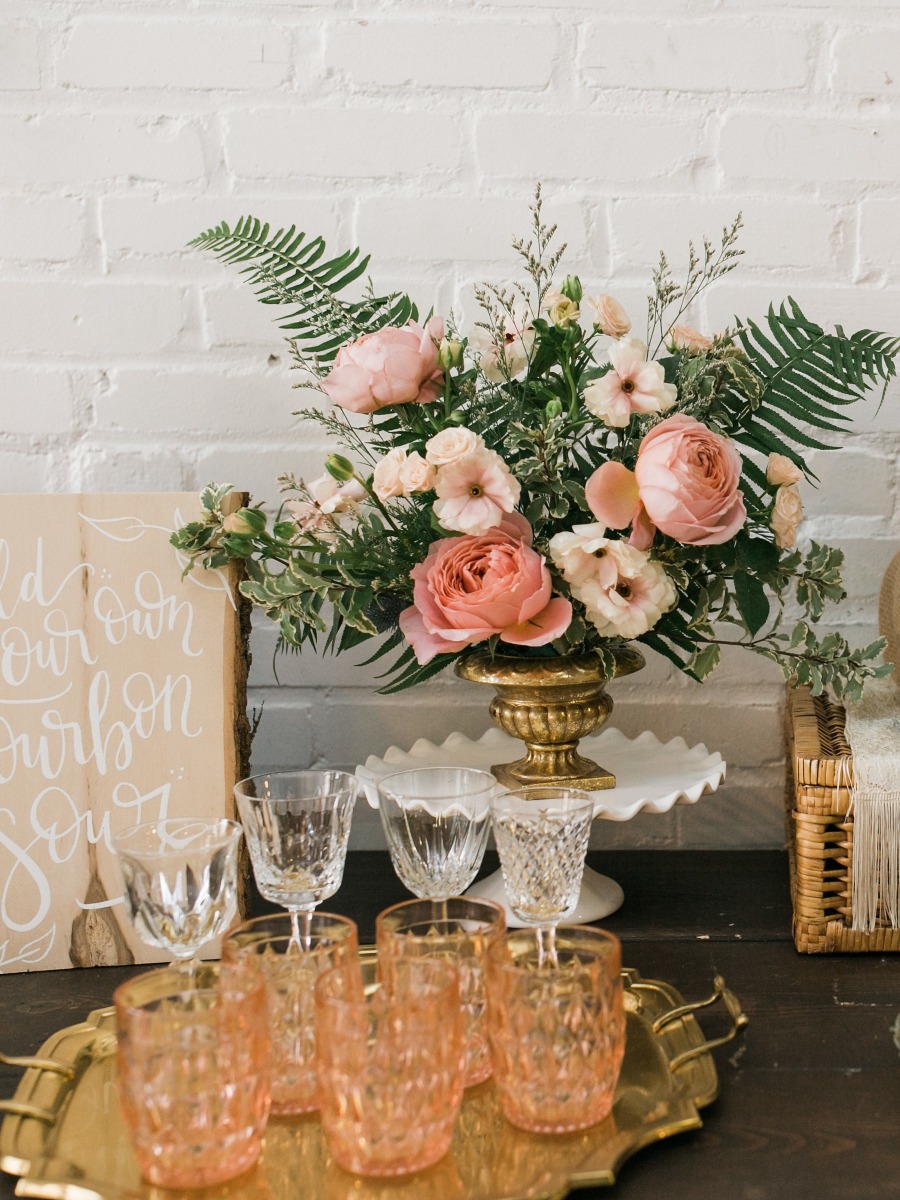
[0,492,250,973]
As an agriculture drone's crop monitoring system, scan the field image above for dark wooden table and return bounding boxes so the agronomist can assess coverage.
[2,851,898,1200]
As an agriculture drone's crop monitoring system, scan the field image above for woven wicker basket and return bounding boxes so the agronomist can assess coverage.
[785,686,900,953]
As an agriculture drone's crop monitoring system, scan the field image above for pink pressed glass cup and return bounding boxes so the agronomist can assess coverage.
[114,961,271,1188]
[375,896,506,1087]
[314,955,466,1177]
[223,911,359,1115]
[485,925,625,1134]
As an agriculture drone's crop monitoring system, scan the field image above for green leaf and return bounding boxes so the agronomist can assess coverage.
[733,570,770,635]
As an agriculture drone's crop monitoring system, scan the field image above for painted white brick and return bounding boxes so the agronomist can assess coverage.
[858,198,900,282]
[355,194,588,264]
[202,283,298,349]
[226,109,464,180]
[583,19,810,93]
[719,115,900,186]
[0,196,85,262]
[0,450,52,491]
[325,19,556,89]
[832,28,900,96]
[0,282,186,356]
[0,114,205,186]
[609,197,840,275]
[191,444,334,504]
[0,23,40,89]
[475,113,703,181]
[59,20,291,90]
[93,367,298,435]
[0,370,72,434]
[72,446,189,492]
[803,450,895,520]
[101,196,347,260]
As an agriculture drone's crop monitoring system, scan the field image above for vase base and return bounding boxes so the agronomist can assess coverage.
[466,866,624,928]
[490,759,616,791]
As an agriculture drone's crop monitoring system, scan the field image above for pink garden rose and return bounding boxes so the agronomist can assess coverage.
[398,516,572,665]
[586,414,747,547]
[321,317,444,414]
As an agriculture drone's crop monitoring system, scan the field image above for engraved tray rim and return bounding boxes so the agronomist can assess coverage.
[1,967,735,1200]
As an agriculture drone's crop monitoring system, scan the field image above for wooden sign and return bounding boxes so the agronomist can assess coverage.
[0,493,250,973]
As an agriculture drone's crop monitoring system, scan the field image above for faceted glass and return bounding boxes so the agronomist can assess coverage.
[111,818,242,961]
[114,961,270,1188]
[485,925,625,1133]
[489,786,593,926]
[377,767,495,899]
[223,911,359,1115]
[376,896,506,1087]
[315,955,465,1177]
[234,770,357,914]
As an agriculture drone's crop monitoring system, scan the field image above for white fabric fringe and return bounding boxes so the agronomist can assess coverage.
[844,676,900,932]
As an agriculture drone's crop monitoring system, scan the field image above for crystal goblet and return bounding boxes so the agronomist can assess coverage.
[377,767,495,900]
[111,817,243,971]
[234,769,358,946]
[489,786,593,961]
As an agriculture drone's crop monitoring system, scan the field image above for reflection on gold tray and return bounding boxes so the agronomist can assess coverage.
[0,968,746,1200]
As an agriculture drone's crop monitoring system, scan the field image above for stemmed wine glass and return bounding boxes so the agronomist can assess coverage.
[376,767,496,901]
[234,769,358,947]
[489,785,594,962]
[111,817,243,976]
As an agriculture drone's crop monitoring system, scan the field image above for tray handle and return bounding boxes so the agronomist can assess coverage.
[0,1050,76,1125]
[652,975,749,1072]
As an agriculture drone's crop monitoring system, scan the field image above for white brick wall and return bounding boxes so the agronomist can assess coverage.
[3,0,900,850]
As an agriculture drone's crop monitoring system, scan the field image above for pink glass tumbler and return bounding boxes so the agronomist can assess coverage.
[314,956,466,1177]
[114,961,271,1188]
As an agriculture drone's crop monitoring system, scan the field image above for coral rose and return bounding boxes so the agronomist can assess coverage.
[398,520,572,665]
[634,415,746,544]
[320,317,444,414]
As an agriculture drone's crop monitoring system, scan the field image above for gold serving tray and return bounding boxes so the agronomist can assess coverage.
[0,969,746,1200]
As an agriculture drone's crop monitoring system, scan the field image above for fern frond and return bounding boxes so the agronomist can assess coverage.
[726,298,898,466]
[189,217,418,367]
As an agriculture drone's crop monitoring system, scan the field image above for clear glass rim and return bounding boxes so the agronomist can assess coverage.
[376,895,506,942]
[110,817,242,858]
[224,910,359,954]
[377,766,498,805]
[234,768,359,802]
[489,785,595,819]
[487,924,622,971]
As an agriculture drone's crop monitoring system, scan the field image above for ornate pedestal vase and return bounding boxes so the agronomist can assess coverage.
[454,646,645,790]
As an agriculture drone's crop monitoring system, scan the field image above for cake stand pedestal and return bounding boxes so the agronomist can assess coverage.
[357,727,726,927]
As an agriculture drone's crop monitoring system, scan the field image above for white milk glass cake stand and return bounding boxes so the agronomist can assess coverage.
[357,728,726,927]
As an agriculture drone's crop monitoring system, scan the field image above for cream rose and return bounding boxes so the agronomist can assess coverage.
[586,294,631,339]
[399,451,436,495]
[425,426,484,467]
[543,288,580,329]
[666,324,713,353]
[372,448,407,501]
[766,453,803,487]
[771,485,804,548]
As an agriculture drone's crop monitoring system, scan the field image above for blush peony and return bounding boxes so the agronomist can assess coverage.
[634,414,747,544]
[398,520,572,665]
[320,317,444,414]
[549,525,676,639]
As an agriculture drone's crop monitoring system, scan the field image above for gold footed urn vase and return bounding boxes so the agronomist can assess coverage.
[454,646,645,791]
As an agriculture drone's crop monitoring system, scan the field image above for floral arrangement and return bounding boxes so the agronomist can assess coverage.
[172,190,898,700]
